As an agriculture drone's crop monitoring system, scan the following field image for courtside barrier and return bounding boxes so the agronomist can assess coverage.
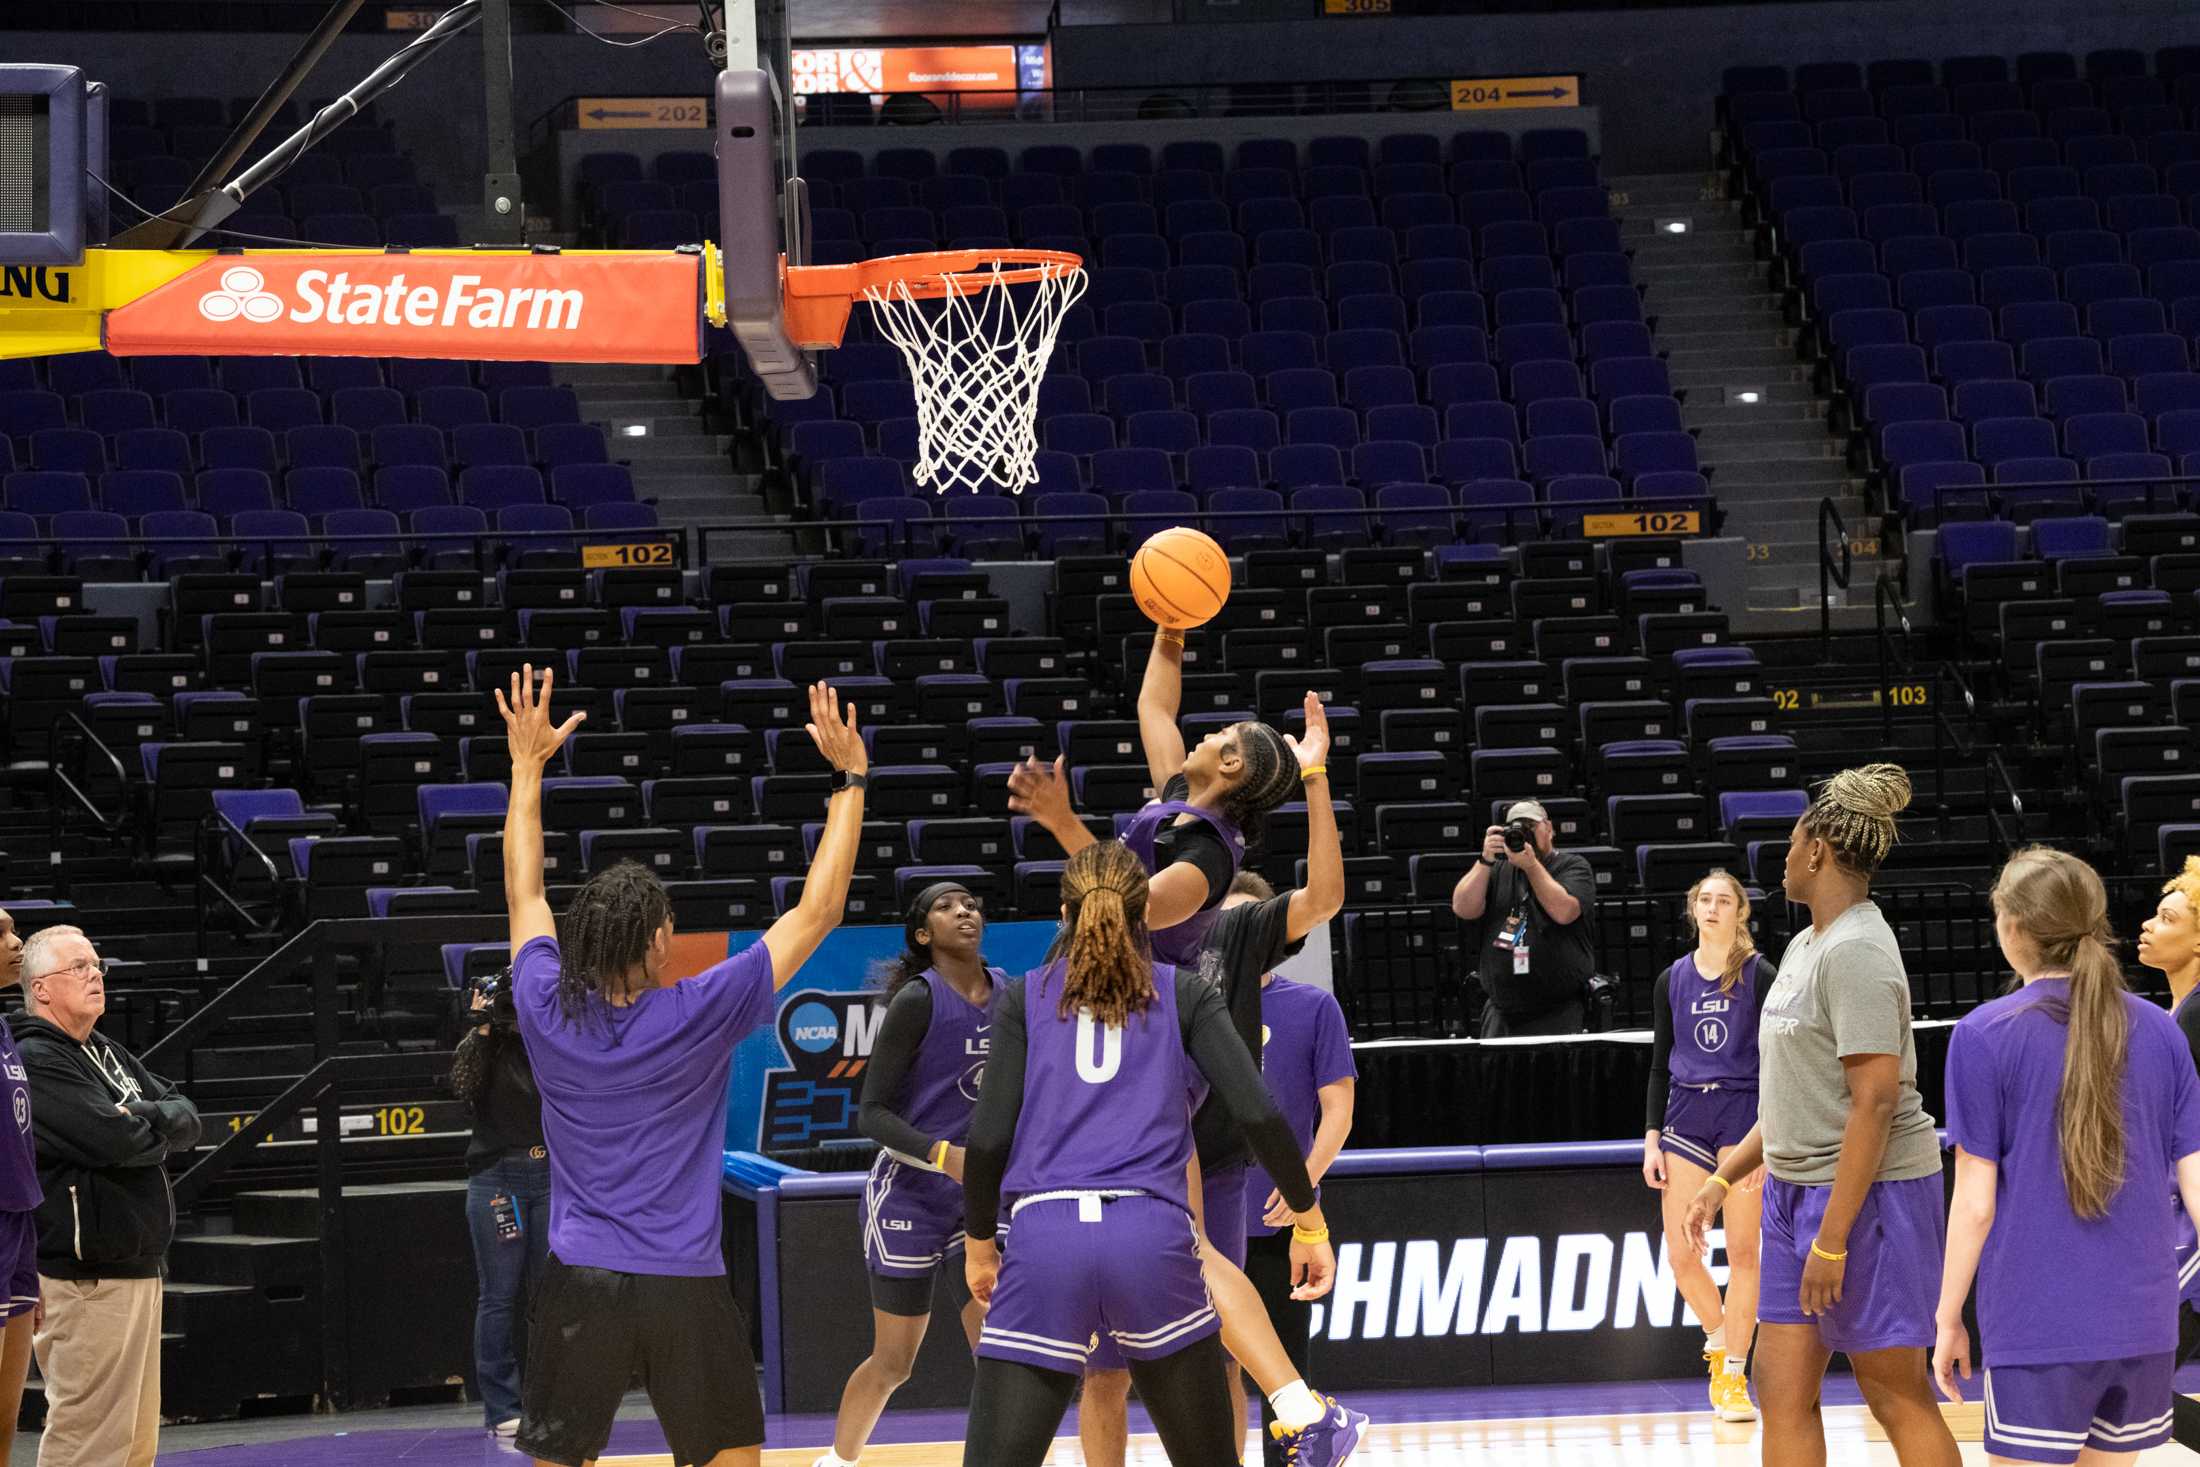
[726,1139,1783,1413]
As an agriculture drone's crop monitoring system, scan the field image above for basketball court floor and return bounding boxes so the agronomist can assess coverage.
[74,1375,2196,1465]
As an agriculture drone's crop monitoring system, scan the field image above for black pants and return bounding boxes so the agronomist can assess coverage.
[1243,1230,1314,1467]
[1480,996,1586,1037]
[964,1335,1238,1467]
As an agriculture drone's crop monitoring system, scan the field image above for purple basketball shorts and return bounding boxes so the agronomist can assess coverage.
[0,1210,32,1322]
[1983,1354,2174,1463]
[1656,1085,1758,1172]
[977,1192,1217,1377]
[1086,1164,1247,1374]
[863,1153,966,1279]
[1759,1172,1944,1354]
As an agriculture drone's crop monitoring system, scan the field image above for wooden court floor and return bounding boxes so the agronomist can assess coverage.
[597,1406,2200,1464]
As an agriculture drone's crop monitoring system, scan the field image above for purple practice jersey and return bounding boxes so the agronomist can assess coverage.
[1244,978,1355,1240]
[1120,798,1244,966]
[1944,981,2200,1365]
[0,1019,36,1213]
[894,968,1003,1149]
[1000,957,1202,1213]
[515,935,775,1277]
[1664,953,1767,1089]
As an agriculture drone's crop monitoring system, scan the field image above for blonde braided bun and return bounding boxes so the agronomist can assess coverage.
[1803,763,1912,877]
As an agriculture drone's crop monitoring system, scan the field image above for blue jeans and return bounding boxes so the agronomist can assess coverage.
[466,1152,552,1428]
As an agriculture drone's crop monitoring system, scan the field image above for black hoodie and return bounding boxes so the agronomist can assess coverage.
[13,1016,200,1280]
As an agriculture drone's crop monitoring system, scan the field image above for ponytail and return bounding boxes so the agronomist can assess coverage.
[2058,927,2131,1220]
[1052,841,1156,1027]
[1990,846,2132,1220]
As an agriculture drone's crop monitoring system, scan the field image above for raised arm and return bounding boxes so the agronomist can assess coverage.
[495,663,586,950]
[1007,754,1095,858]
[761,682,868,986]
[1283,691,1341,941]
[1137,628,1189,791]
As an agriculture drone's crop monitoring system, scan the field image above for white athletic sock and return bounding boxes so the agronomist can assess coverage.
[812,1452,858,1467]
[1704,1324,1727,1354]
[1723,1350,1746,1376]
[1269,1380,1324,1431]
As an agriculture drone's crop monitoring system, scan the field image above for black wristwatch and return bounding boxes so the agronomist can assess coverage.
[831,770,868,793]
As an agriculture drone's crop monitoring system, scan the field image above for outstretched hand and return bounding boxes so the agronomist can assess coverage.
[494,663,584,770]
[804,681,867,776]
[1007,755,1074,824]
[1285,689,1330,772]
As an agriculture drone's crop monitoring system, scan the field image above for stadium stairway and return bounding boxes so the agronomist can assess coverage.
[557,362,795,554]
[1616,171,1893,627]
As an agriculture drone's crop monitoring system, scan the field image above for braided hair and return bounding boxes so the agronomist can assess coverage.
[1800,763,1912,878]
[555,860,673,1027]
[1049,840,1157,1028]
[1219,721,1300,850]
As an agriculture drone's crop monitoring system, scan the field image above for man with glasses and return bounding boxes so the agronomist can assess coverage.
[14,926,198,1467]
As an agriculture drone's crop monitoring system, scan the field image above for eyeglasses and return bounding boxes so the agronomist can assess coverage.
[36,959,104,984]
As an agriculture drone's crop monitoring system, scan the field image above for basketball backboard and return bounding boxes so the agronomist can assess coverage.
[715,0,822,398]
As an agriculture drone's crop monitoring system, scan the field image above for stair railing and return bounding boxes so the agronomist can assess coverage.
[45,714,137,889]
[1872,571,1910,745]
[1817,496,1850,658]
[153,913,505,1408]
[193,813,293,954]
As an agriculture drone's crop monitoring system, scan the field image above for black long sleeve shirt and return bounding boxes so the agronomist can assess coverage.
[856,980,950,1161]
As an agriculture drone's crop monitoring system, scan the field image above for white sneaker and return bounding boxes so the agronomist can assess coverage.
[491,1418,520,1439]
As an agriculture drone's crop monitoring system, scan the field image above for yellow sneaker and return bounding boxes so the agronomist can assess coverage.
[1712,1367,1758,1422]
[1703,1345,1725,1411]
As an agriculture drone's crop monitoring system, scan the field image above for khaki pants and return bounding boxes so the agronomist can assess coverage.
[33,1274,161,1467]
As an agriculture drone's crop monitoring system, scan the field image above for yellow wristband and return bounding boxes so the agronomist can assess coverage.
[929,1139,949,1169]
[1810,1240,1848,1263]
[1300,764,1327,781]
[1292,1225,1330,1245]
[1155,628,1185,646]
[1707,1174,1732,1192]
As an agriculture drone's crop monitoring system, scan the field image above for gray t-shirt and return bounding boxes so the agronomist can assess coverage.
[1757,901,1942,1186]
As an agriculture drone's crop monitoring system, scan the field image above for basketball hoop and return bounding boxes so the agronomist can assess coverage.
[783,249,1086,495]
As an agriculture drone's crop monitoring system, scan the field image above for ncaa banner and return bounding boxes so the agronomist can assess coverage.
[721,919,1062,1153]
[104,250,702,363]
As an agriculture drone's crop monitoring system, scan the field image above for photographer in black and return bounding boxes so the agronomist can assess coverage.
[1449,800,1599,1036]
[449,968,548,1442]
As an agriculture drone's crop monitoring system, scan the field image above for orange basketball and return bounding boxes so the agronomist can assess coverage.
[1130,526,1232,630]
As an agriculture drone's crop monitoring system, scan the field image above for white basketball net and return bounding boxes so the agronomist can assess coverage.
[864,260,1088,496]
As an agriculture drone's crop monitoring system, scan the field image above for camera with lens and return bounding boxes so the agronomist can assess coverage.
[465,966,519,1034]
[1503,817,1538,853]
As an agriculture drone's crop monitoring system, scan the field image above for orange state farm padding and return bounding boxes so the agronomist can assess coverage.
[104,250,703,364]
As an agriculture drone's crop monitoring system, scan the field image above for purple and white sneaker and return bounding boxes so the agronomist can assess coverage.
[1270,1395,1369,1467]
